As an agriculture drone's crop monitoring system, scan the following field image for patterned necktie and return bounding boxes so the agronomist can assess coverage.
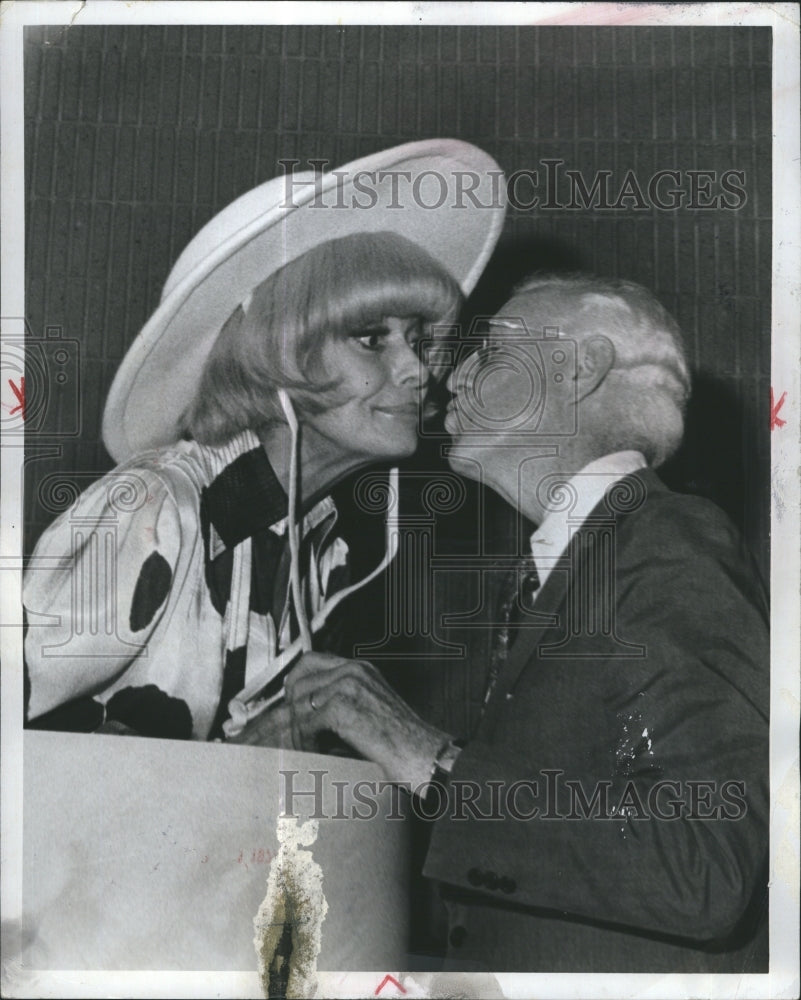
[484,556,541,704]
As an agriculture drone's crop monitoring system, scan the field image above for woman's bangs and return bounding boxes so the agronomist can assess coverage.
[320,268,460,341]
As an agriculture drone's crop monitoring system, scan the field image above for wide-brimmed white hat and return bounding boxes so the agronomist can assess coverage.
[102,139,507,462]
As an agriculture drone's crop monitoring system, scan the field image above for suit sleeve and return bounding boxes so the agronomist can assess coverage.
[23,463,185,725]
[423,495,769,943]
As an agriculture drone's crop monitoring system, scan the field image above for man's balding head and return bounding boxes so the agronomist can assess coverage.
[506,274,690,467]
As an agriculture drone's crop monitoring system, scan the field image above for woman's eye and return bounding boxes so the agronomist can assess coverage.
[354,327,387,350]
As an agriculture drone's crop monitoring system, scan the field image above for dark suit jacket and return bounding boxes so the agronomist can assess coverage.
[423,468,769,972]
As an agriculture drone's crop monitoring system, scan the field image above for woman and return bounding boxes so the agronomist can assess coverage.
[23,140,507,743]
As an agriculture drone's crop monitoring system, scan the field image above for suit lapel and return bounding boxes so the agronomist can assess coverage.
[476,468,663,738]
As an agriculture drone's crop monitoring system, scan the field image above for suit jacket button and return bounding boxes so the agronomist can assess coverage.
[467,867,483,887]
[449,925,467,948]
[498,876,516,894]
[484,871,499,890]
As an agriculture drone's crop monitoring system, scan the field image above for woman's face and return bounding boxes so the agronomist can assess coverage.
[301,315,428,462]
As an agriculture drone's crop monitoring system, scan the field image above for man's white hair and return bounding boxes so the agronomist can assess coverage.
[510,273,691,466]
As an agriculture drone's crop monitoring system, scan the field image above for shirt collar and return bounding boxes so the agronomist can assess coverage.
[529,451,647,586]
[200,430,336,552]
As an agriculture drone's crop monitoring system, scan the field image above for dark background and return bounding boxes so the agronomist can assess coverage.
[23,22,772,958]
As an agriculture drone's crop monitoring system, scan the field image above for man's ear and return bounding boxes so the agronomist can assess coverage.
[576,334,615,402]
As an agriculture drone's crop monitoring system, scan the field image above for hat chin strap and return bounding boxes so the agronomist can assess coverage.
[278,387,314,652]
[221,391,400,738]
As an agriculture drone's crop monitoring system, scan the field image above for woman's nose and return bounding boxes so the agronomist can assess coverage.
[393,340,426,387]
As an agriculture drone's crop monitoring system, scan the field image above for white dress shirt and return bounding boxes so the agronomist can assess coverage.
[529,451,647,588]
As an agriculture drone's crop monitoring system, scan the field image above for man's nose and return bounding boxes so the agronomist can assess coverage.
[446,358,470,394]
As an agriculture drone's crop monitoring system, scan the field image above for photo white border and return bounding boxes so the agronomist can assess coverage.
[1,3,798,998]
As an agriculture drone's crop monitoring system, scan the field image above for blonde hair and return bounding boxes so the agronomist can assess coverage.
[512,274,690,466]
[185,231,462,444]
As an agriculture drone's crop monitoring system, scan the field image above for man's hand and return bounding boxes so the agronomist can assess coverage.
[284,652,450,787]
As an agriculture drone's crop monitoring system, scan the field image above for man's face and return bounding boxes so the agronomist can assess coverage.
[445,293,579,485]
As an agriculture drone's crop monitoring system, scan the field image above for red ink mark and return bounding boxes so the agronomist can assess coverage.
[236,848,274,866]
[770,388,787,430]
[8,377,24,419]
[375,975,406,996]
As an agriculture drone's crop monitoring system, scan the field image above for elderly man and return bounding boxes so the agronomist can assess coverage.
[287,273,769,972]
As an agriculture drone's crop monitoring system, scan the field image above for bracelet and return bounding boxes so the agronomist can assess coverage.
[429,737,466,785]
[419,738,466,816]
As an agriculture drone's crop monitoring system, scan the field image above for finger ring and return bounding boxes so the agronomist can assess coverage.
[309,692,319,712]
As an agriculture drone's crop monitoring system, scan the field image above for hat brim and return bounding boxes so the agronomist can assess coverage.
[102,139,506,462]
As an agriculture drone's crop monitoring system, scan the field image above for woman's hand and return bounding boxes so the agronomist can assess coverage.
[226,703,294,748]
[284,651,450,787]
